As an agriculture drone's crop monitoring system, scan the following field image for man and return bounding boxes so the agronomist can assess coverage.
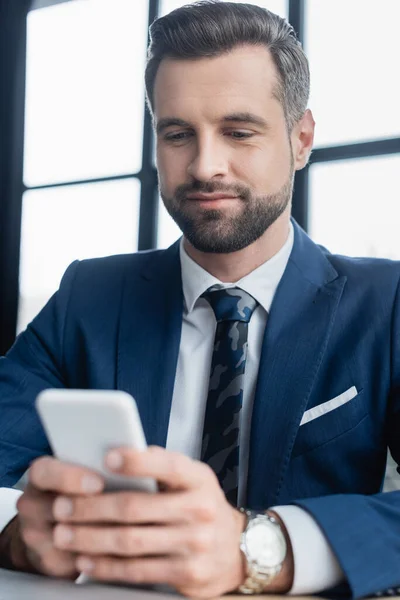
[0,1,399,598]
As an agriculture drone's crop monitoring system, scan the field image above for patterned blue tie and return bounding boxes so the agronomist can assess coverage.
[201,286,258,506]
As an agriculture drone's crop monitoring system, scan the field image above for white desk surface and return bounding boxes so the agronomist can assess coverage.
[0,568,178,600]
[2,568,398,600]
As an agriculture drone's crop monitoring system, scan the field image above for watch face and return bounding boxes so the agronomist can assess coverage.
[245,519,286,568]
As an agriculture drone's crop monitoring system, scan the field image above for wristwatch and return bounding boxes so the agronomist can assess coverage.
[238,509,287,594]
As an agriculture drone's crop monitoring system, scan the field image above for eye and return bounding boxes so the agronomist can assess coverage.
[164,131,193,142]
[227,131,254,140]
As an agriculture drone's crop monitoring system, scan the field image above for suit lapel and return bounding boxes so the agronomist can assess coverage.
[117,240,183,448]
[247,222,347,508]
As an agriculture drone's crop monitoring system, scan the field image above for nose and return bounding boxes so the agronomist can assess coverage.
[187,135,229,181]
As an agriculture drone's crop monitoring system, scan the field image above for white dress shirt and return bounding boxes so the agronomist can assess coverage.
[0,222,343,593]
[167,222,343,594]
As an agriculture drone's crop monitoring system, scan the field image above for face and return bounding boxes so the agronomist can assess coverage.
[154,45,306,254]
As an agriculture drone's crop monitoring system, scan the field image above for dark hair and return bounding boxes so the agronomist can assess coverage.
[145,1,310,131]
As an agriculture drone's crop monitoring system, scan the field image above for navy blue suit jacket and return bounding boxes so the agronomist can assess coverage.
[1,220,400,597]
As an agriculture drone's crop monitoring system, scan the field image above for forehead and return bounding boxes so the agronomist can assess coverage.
[153,44,282,122]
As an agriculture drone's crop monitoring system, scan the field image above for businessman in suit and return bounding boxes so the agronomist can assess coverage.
[1,2,400,598]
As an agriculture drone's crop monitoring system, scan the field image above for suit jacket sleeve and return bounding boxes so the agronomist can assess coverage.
[0,260,80,487]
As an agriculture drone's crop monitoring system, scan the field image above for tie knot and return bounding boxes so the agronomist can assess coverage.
[202,286,258,323]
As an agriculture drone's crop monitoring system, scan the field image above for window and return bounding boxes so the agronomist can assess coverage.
[19,0,148,331]
[157,197,182,249]
[309,155,400,258]
[18,179,140,331]
[306,0,400,147]
[160,0,287,18]
[24,0,148,185]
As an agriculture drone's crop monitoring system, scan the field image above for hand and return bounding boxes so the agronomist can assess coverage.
[14,458,105,577]
[51,446,247,598]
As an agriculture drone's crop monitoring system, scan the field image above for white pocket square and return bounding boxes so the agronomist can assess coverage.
[300,386,358,426]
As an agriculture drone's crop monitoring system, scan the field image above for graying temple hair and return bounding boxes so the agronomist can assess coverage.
[145,1,310,132]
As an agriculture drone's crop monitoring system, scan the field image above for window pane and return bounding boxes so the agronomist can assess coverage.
[24,0,148,186]
[18,179,140,332]
[306,0,400,147]
[309,155,400,258]
[160,0,287,19]
[384,452,400,492]
[157,196,182,249]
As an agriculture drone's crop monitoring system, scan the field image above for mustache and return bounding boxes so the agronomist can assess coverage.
[175,181,251,202]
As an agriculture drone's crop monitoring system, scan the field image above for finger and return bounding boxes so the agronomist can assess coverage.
[105,447,216,491]
[29,456,104,496]
[20,523,77,578]
[53,524,195,557]
[75,555,191,587]
[17,485,56,524]
[53,490,197,525]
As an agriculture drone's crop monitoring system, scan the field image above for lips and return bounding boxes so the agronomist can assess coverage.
[185,193,239,201]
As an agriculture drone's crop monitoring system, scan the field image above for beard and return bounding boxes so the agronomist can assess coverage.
[159,165,294,254]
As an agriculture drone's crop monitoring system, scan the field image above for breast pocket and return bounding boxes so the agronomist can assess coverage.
[292,387,367,458]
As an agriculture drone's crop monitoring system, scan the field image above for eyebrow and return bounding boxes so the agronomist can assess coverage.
[156,118,191,134]
[156,112,269,135]
[222,112,270,129]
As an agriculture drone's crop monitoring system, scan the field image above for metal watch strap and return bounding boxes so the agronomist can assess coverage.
[238,509,285,594]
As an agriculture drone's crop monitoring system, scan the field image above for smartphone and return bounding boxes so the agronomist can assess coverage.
[35,389,157,493]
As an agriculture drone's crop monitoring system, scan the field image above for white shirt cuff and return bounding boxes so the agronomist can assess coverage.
[0,488,23,534]
[272,504,344,595]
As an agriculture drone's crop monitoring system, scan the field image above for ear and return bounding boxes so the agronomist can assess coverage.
[291,109,315,170]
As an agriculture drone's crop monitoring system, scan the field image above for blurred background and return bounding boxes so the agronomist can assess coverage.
[0,0,399,489]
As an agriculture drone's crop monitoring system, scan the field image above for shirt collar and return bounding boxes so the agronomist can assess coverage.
[180,222,294,314]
